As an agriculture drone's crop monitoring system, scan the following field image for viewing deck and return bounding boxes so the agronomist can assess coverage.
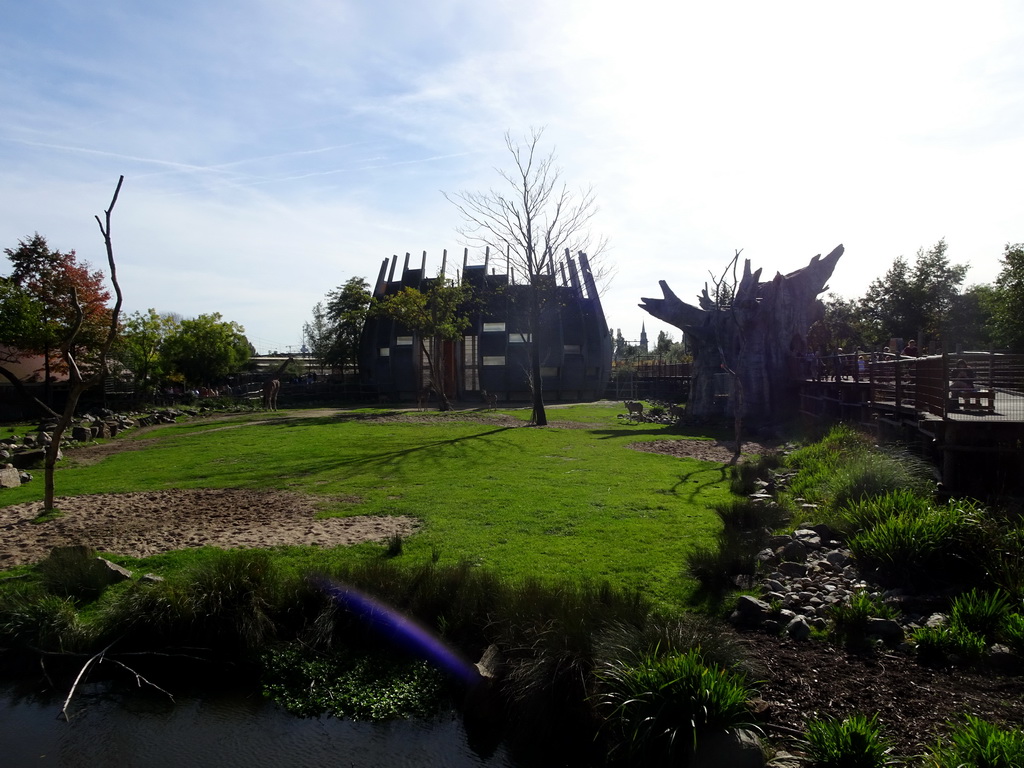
[797,352,1024,493]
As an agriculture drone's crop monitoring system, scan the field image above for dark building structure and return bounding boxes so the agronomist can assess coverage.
[361,249,612,404]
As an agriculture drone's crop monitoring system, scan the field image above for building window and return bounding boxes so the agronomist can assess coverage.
[379,347,390,357]
[396,336,414,346]
[482,356,506,366]
[463,335,479,390]
[509,332,532,343]
[563,344,581,354]
[541,367,559,377]
[482,322,506,332]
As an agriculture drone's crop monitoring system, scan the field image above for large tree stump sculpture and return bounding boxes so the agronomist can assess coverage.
[639,244,843,422]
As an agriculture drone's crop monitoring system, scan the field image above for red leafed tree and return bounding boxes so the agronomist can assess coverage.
[4,233,112,404]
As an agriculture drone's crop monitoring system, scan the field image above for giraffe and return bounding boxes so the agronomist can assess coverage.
[262,355,293,411]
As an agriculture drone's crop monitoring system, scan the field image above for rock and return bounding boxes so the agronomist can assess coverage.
[865,618,904,643]
[777,561,807,577]
[691,727,766,768]
[72,425,92,442]
[793,529,822,548]
[785,616,812,640]
[781,540,807,562]
[732,595,773,627]
[0,465,21,488]
[95,557,133,584]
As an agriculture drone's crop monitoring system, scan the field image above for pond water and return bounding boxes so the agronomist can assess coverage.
[0,682,518,768]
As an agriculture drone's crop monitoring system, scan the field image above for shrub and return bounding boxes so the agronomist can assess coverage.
[103,549,285,650]
[804,713,893,768]
[1001,612,1024,656]
[829,590,899,645]
[950,588,1014,643]
[714,499,790,534]
[596,647,757,767]
[913,624,987,666]
[927,715,1024,768]
[826,450,933,510]
[685,526,765,594]
[35,545,115,603]
[0,588,86,653]
[836,489,935,538]
[849,501,989,589]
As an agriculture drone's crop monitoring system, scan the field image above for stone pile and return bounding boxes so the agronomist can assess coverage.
[0,407,200,488]
[729,523,924,646]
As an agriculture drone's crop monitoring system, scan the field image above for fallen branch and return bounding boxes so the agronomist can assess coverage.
[61,641,114,721]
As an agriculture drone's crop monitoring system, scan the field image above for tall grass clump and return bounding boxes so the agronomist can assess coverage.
[685,499,789,596]
[35,545,117,603]
[926,715,1024,768]
[835,489,935,538]
[804,713,894,768]
[595,647,758,767]
[950,588,1014,641]
[0,587,87,653]
[849,499,990,589]
[102,549,287,650]
[730,451,785,496]
[828,590,900,647]
[785,425,931,510]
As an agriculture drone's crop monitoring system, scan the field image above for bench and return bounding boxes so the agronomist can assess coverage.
[949,387,995,413]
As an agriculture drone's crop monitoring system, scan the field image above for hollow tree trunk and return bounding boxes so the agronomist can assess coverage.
[640,245,843,423]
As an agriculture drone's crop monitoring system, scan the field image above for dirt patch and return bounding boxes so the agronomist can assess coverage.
[631,438,775,463]
[0,488,418,568]
[742,632,1024,759]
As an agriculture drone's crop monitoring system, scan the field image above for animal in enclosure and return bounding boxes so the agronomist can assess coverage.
[624,400,644,422]
[262,355,294,411]
[262,379,281,411]
[481,389,498,410]
[417,386,433,410]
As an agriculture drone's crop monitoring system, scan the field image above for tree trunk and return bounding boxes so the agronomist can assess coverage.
[640,245,843,423]
[529,291,547,425]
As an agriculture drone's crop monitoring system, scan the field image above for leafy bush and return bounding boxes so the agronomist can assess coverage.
[596,647,757,767]
[927,715,1024,768]
[804,713,893,768]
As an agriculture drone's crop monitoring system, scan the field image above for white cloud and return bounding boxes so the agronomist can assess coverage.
[2,1,1023,353]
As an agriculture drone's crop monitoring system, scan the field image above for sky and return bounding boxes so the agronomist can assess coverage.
[3,1,1023,354]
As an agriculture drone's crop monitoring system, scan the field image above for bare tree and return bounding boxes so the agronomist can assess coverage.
[445,128,608,426]
[43,177,125,512]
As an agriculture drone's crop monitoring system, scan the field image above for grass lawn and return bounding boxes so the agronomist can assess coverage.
[0,403,735,609]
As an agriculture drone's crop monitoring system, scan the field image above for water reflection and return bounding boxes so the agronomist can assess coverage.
[0,682,517,767]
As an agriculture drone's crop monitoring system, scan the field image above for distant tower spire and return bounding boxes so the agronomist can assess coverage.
[640,322,649,353]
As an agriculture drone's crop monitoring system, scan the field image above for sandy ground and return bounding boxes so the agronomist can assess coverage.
[0,408,766,569]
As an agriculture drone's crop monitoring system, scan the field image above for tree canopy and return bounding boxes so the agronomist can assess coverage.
[860,239,968,350]
[160,313,251,386]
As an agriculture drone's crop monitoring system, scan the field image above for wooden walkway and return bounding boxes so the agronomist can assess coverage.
[797,352,1024,494]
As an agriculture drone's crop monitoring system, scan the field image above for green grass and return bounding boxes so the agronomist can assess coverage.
[927,715,1024,767]
[1,403,734,608]
[804,713,893,768]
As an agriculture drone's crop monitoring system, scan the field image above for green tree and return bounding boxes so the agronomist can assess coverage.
[446,128,608,426]
[808,293,872,353]
[114,309,180,393]
[373,279,472,410]
[160,313,251,386]
[325,276,371,372]
[4,233,112,403]
[303,301,334,375]
[990,243,1024,351]
[860,239,968,351]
